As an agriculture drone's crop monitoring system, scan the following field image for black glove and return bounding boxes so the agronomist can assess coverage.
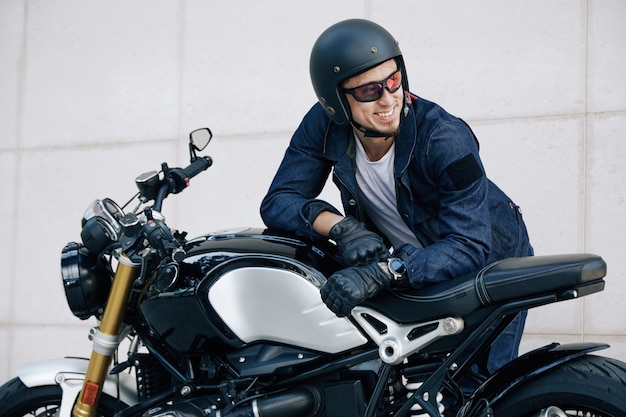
[329,216,388,266]
[321,262,391,317]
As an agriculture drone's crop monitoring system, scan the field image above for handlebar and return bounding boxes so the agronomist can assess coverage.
[151,156,213,212]
[183,156,213,179]
[144,156,212,260]
[79,130,214,273]
[167,156,213,195]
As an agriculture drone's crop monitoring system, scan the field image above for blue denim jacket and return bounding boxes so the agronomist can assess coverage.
[260,96,532,288]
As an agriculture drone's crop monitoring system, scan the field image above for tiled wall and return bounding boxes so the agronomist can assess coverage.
[1,0,625,382]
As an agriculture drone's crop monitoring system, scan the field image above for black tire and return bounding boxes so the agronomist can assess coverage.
[492,355,626,416]
[0,377,127,417]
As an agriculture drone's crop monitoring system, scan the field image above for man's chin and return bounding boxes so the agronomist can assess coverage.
[374,117,401,137]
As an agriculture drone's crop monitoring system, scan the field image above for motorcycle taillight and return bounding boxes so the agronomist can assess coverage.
[61,242,113,320]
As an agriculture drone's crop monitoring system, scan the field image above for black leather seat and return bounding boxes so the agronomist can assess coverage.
[363,253,606,323]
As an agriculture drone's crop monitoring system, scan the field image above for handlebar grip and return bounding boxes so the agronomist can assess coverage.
[183,156,213,179]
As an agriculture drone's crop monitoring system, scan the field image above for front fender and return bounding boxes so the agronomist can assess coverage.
[460,342,609,416]
[18,357,138,416]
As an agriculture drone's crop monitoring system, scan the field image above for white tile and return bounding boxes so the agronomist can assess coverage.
[524,299,584,335]
[370,0,587,119]
[170,133,344,235]
[584,282,625,336]
[586,113,626,252]
[171,133,284,233]
[9,325,95,379]
[585,335,626,364]
[588,0,626,112]
[0,154,16,324]
[584,287,626,337]
[0,327,9,384]
[12,141,176,326]
[471,116,585,255]
[583,113,626,335]
[0,1,24,150]
[582,266,624,335]
[179,0,363,137]
[520,334,582,356]
[21,0,181,147]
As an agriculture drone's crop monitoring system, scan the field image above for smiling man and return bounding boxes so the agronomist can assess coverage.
[260,19,533,374]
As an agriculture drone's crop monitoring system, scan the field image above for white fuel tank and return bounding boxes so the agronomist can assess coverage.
[208,265,368,354]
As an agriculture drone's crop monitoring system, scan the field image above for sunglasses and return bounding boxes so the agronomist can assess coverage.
[343,69,402,102]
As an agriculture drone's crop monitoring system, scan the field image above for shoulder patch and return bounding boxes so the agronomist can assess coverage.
[445,153,484,190]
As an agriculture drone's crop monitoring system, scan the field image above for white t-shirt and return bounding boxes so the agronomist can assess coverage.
[354,137,422,250]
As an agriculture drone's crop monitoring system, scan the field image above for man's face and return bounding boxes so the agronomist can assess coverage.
[343,59,403,138]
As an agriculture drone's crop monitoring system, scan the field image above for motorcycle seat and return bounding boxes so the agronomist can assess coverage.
[363,253,606,323]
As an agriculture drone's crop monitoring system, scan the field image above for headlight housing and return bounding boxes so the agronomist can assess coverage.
[61,242,113,320]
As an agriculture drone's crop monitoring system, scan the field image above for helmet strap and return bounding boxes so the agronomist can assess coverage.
[403,90,413,116]
[350,119,392,139]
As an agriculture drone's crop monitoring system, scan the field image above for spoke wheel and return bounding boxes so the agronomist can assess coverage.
[0,377,125,417]
[492,355,626,417]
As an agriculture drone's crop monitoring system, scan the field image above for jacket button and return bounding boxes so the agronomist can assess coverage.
[349,199,357,207]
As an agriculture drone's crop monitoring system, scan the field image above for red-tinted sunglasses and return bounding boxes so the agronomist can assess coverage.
[343,69,402,102]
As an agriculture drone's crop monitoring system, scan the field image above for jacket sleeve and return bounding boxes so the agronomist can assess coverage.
[260,104,343,240]
[401,119,491,287]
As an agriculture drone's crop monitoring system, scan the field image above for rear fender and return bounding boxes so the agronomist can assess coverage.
[18,357,138,416]
[460,342,609,415]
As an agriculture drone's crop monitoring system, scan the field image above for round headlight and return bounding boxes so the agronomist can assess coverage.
[61,242,113,320]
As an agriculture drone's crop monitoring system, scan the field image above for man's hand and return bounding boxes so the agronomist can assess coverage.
[329,216,388,266]
[321,262,391,317]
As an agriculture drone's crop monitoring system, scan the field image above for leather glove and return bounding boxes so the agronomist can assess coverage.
[321,262,391,317]
[329,216,388,266]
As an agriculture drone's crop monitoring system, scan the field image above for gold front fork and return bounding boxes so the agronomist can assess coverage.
[72,253,140,417]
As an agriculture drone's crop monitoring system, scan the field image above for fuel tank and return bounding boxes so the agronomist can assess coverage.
[139,228,368,355]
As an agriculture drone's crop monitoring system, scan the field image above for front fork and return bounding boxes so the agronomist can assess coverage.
[72,253,140,417]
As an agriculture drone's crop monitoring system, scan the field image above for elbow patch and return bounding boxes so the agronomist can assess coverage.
[445,153,484,190]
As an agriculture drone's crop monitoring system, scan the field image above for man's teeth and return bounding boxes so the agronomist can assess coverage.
[378,109,393,117]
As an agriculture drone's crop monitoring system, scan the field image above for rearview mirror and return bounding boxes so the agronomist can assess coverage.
[190,128,212,151]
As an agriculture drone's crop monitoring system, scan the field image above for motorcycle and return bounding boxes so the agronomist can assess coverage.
[1,128,625,417]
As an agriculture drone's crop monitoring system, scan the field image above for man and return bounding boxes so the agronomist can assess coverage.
[260,19,532,373]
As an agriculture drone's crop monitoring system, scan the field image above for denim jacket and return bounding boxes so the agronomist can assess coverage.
[260,96,532,288]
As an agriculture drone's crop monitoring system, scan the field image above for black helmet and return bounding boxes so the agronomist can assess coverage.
[309,19,409,125]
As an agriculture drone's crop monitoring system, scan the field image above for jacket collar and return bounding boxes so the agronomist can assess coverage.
[322,99,418,176]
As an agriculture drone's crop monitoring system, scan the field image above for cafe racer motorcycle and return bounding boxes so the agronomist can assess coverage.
[1,128,625,417]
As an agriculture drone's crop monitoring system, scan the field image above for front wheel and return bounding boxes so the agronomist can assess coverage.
[0,377,126,417]
[492,355,626,416]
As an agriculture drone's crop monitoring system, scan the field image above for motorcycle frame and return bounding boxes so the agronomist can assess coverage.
[14,246,610,417]
[370,293,610,417]
[14,340,608,417]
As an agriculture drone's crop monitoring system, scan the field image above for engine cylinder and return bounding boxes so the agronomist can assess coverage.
[248,387,320,417]
[144,387,320,417]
